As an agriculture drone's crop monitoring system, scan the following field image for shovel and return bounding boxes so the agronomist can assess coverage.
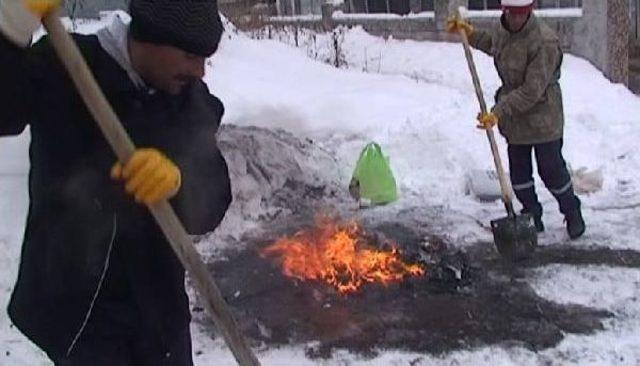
[454,9,537,261]
[41,12,260,366]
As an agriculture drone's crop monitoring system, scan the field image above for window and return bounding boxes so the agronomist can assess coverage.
[367,0,388,13]
[346,0,401,14]
[537,0,582,7]
[347,0,434,14]
[420,0,434,11]
[469,0,581,10]
[389,0,411,15]
[468,0,501,10]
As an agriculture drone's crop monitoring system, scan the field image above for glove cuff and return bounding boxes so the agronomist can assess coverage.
[169,167,182,197]
[491,105,505,122]
[0,1,41,48]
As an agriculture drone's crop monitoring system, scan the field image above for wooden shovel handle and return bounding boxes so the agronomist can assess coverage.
[455,12,516,217]
[41,13,261,366]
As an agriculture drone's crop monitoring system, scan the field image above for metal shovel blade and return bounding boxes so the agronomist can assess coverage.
[490,213,538,262]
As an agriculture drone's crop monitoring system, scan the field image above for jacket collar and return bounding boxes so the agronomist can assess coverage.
[96,15,146,90]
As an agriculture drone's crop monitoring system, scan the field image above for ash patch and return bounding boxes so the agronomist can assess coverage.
[197,220,613,359]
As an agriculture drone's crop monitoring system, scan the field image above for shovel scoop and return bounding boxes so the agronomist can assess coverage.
[491,211,537,261]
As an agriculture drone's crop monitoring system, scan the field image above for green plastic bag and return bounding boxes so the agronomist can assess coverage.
[350,142,398,205]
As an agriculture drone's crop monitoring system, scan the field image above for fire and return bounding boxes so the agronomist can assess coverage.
[260,216,425,294]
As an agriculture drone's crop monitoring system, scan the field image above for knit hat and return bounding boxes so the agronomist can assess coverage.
[129,0,224,57]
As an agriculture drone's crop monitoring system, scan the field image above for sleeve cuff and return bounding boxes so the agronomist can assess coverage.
[492,104,505,121]
[0,1,40,48]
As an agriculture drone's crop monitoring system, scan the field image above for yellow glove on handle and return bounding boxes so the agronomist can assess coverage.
[111,148,182,205]
[26,0,61,16]
[476,112,499,130]
[446,16,474,38]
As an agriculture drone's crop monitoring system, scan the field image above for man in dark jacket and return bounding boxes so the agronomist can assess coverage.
[448,0,585,239]
[0,0,232,364]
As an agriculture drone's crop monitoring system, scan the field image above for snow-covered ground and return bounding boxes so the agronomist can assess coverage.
[1,11,640,365]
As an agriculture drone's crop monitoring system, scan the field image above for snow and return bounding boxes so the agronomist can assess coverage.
[216,23,640,248]
[466,8,583,18]
[527,265,640,365]
[332,11,435,20]
[272,8,580,21]
[268,14,323,22]
[2,10,640,365]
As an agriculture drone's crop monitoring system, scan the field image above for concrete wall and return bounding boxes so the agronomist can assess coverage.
[571,0,606,72]
[607,0,630,84]
[332,15,439,40]
[467,16,578,50]
[61,0,629,86]
[270,8,582,45]
[632,0,640,41]
[219,0,267,23]
[63,0,129,18]
[266,0,630,85]
[569,0,629,85]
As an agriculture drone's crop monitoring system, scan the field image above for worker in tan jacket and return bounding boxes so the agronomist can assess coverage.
[448,0,585,239]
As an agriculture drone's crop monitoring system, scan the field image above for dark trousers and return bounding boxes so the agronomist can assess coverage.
[51,302,193,366]
[508,139,579,217]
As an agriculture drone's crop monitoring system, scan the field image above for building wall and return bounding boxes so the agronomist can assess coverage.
[60,0,629,86]
[276,0,324,15]
[632,0,640,41]
[300,0,323,14]
[268,0,630,85]
[571,0,606,76]
[63,0,129,18]
[62,0,279,21]
[606,0,630,84]
[218,0,274,21]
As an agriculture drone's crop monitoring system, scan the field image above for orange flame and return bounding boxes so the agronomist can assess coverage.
[260,216,425,294]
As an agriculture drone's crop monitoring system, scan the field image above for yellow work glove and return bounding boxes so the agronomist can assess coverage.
[25,0,61,16]
[476,112,498,130]
[446,16,474,38]
[111,148,182,205]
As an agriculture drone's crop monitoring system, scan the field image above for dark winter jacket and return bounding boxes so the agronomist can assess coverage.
[0,32,231,358]
[469,14,564,145]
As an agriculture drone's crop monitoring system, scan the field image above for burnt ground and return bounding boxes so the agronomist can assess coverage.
[192,217,640,360]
